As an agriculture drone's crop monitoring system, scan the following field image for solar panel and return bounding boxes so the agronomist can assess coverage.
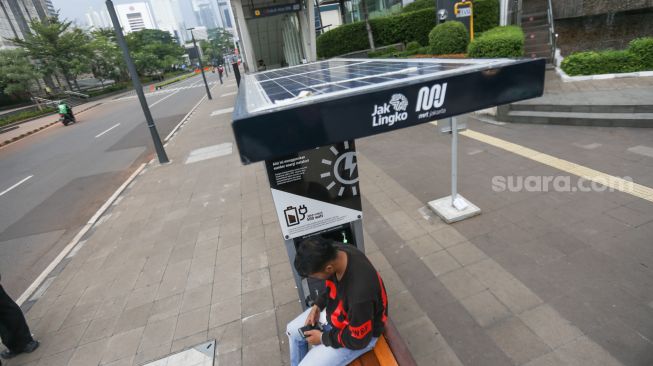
[232,57,545,164]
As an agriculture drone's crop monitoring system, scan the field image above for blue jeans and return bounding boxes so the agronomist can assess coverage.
[286,307,378,366]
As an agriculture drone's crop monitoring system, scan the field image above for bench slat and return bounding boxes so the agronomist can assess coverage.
[373,335,398,366]
[359,350,382,366]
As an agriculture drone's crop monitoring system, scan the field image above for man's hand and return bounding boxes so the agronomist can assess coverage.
[304,305,320,326]
[304,330,322,346]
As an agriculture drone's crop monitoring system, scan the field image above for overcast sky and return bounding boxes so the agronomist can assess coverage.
[52,0,197,28]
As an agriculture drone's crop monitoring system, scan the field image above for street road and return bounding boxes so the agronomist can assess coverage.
[0,72,227,296]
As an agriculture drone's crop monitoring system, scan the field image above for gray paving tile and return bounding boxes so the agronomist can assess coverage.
[242,337,282,366]
[33,349,74,366]
[113,302,153,335]
[80,315,117,345]
[149,294,182,324]
[423,250,461,277]
[170,330,209,354]
[242,309,277,345]
[396,316,453,360]
[139,316,177,352]
[554,336,622,366]
[67,338,108,366]
[174,305,210,340]
[271,277,298,307]
[488,317,551,365]
[405,234,444,258]
[241,287,274,318]
[208,319,242,355]
[217,349,242,366]
[180,284,213,313]
[209,295,241,328]
[439,267,487,301]
[446,241,488,266]
[519,304,584,349]
[101,326,145,364]
[39,322,88,358]
[460,290,511,328]
[242,268,271,294]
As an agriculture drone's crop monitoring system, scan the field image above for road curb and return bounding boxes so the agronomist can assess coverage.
[16,163,147,306]
[0,103,103,149]
[15,80,219,307]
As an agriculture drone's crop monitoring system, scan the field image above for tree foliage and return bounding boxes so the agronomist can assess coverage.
[89,29,125,84]
[0,49,41,97]
[125,29,185,76]
[10,15,91,90]
[200,28,234,64]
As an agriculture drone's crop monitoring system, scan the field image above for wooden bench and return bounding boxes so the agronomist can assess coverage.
[349,319,416,366]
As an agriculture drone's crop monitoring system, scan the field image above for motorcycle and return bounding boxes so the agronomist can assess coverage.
[59,113,75,126]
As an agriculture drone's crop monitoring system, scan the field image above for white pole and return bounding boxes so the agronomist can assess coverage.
[499,0,507,26]
[451,117,458,207]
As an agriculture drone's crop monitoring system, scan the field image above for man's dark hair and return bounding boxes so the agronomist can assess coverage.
[294,236,338,277]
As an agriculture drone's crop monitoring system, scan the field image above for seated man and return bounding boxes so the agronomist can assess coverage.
[286,237,388,366]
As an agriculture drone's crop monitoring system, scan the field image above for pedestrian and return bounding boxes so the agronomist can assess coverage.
[0,275,39,360]
[286,237,388,366]
[218,65,224,85]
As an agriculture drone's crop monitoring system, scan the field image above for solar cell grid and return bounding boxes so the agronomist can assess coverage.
[253,59,475,102]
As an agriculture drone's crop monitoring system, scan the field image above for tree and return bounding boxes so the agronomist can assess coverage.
[10,15,91,91]
[360,0,375,51]
[125,29,185,76]
[89,29,125,85]
[0,49,41,98]
[203,28,234,64]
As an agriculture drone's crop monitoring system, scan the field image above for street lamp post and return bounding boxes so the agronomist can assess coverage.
[187,28,213,100]
[105,0,168,164]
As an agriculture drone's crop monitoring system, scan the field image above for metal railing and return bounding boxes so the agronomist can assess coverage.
[546,0,557,63]
[64,90,90,99]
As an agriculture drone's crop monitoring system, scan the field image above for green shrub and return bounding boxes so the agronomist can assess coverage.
[317,8,435,58]
[406,41,421,51]
[628,37,653,69]
[467,25,524,57]
[0,107,56,128]
[561,50,643,76]
[473,0,500,34]
[428,21,469,55]
[367,45,401,58]
[401,0,433,13]
[317,22,369,58]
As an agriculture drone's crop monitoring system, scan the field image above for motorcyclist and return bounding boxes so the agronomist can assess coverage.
[57,101,74,121]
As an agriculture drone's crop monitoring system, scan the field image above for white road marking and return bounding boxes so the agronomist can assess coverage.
[221,92,237,97]
[95,123,120,138]
[210,107,234,117]
[0,175,33,197]
[149,89,180,108]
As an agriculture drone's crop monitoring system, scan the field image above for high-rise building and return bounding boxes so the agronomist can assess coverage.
[115,2,157,33]
[0,0,49,49]
[85,7,112,29]
[42,0,56,17]
[149,0,188,43]
[194,0,218,29]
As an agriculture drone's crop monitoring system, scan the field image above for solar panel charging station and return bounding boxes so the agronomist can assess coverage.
[232,58,545,308]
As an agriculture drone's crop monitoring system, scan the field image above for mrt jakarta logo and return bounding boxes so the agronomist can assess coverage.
[372,94,409,127]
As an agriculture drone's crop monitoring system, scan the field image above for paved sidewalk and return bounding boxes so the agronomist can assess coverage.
[516,70,653,106]
[3,74,652,366]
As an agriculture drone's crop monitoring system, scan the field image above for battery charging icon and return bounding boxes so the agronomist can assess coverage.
[284,206,299,227]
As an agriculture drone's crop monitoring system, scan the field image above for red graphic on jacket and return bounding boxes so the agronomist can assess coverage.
[314,245,388,350]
